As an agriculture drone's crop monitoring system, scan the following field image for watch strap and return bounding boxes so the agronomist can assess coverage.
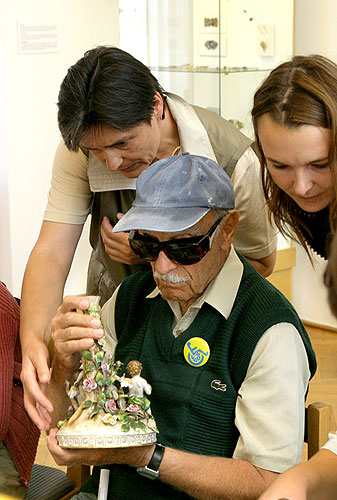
[136,443,165,479]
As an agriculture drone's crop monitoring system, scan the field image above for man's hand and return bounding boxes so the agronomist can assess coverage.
[47,428,153,468]
[100,215,144,265]
[47,296,106,428]
[21,341,53,430]
[51,296,105,372]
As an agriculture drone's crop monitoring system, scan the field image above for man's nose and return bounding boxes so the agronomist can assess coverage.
[104,150,123,171]
[153,250,178,274]
[293,169,314,196]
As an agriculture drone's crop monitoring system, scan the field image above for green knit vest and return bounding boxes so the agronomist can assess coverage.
[81,257,316,500]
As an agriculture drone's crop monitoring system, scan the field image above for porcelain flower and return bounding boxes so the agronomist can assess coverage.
[101,362,110,375]
[105,399,117,412]
[126,404,141,413]
[83,377,97,393]
[102,414,117,426]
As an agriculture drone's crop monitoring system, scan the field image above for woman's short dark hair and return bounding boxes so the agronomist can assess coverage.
[57,46,165,151]
[252,54,337,255]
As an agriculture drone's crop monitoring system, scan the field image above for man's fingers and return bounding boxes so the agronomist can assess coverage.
[52,322,104,350]
[47,428,80,466]
[52,306,104,351]
[100,223,143,264]
[100,218,130,251]
[57,311,102,330]
[101,216,113,232]
[102,230,129,251]
[46,428,68,465]
[53,305,102,332]
[53,336,97,355]
[59,295,90,314]
[51,297,105,371]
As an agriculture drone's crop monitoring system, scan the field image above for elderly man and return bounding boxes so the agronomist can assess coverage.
[47,154,315,500]
[20,46,277,431]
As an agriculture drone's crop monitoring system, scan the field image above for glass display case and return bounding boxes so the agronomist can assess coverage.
[119,0,296,300]
[119,0,295,139]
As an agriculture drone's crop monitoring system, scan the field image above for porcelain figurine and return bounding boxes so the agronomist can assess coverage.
[56,296,157,448]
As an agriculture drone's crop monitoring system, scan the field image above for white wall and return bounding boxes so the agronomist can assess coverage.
[295,0,337,62]
[292,0,337,328]
[292,244,337,327]
[0,38,12,286]
[0,0,119,297]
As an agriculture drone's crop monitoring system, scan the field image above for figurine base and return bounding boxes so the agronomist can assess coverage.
[57,429,157,448]
[56,403,157,449]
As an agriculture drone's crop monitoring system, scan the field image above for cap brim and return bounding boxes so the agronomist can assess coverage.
[113,206,210,233]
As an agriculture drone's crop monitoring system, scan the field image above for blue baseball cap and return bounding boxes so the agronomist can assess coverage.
[113,153,235,233]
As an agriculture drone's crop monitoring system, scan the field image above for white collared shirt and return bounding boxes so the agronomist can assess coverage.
[102,248,310,473]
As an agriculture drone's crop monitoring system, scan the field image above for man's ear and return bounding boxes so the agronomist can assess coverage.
[219,210,239,250]
[153,92,164,120]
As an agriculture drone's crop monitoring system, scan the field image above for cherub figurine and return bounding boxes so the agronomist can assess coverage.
[121,360,152,398]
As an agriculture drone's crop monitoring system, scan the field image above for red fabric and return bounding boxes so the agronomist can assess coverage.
[0,283,40,488]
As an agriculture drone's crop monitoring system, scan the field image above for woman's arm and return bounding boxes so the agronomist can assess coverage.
[258,449,337,500]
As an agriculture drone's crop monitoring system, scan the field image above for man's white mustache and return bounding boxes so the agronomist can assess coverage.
[153,271,189,283]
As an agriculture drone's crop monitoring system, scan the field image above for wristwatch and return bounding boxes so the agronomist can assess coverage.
[136,443,165,479]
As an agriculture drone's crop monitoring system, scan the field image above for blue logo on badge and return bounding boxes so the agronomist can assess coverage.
[184,337,210,367]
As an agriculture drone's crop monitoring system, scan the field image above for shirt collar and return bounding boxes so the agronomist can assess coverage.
[146,247,244,320]
[165,93,217,161]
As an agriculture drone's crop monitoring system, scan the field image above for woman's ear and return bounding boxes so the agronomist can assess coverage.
[219,210,239,250]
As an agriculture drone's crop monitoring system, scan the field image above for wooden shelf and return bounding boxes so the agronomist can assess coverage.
[267,247,296,302]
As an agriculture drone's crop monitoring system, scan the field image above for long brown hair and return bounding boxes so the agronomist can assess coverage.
[252,55,337,256]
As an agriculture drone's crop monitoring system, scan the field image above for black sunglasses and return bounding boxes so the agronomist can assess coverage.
[128,218,222,265]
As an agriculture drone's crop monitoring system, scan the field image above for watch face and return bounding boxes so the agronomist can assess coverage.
[136,443,165,480]
[137,466,160,480]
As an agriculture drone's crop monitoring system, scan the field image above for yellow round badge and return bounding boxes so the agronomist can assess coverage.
[184,337,210,367]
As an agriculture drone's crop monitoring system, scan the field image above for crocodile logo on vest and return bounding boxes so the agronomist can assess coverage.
[211,379,227,392]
